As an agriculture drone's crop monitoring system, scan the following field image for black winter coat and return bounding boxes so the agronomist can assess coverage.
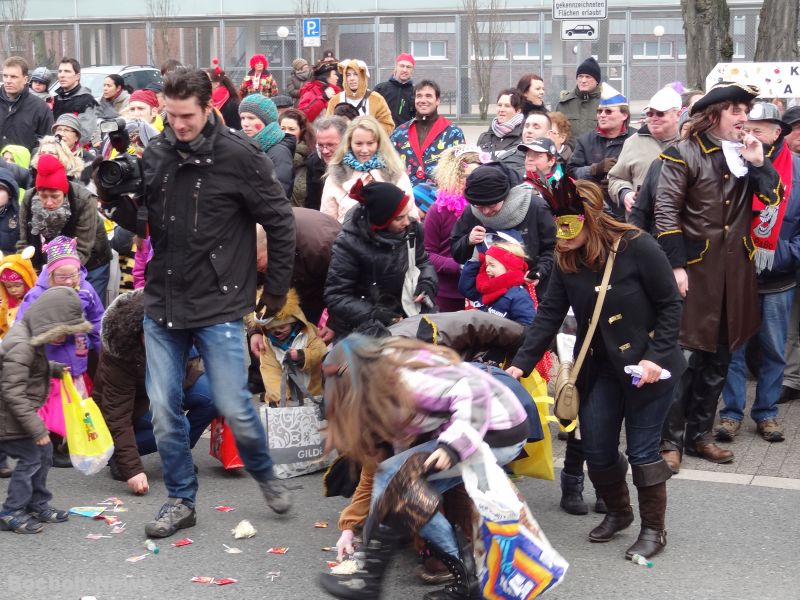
[324,211,437,337]
[0,168,20,254]
[374,77,415,127]
[100,114,296,329]
[0,88,53,151]
[305,151,326,211]
[511,231,686,402]
[628,159,662,234]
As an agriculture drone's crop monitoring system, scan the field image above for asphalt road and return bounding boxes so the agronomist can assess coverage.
[1,446,799,600]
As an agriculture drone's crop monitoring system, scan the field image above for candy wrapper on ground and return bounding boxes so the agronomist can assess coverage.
[267,547,289,554]
[172,538,193,547]
[231,519,257,539]
[70,506,106,518]
[215,505,236,512]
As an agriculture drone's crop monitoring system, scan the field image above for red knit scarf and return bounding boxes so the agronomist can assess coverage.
[751,141,792,271]
[212,86,230,110]
[475,257,527,305]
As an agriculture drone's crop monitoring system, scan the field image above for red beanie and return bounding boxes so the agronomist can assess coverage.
[250,54,269,70]
[35,154,69,194]
[130,89,159,109]
[396,53,415,66]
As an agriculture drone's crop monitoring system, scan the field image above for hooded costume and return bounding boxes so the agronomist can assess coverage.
[324,59,395,136]
[0,247,36,337]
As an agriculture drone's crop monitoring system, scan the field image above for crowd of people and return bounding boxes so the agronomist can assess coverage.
[0,47,798,600]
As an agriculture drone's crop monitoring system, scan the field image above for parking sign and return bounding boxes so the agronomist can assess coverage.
[303,18,321,47]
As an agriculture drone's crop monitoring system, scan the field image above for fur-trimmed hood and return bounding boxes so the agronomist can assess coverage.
[100,288,144,359]
[24,287,93,346]
[337,59,369,100]
[258,288,312,331]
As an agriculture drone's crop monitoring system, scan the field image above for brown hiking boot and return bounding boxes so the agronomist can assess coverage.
[756,419,785,442]
[714,419,741,442]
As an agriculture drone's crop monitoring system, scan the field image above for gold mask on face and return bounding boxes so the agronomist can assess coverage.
[555,214,585,239]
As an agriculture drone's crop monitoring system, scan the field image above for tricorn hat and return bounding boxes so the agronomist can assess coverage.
[690,81,760,116]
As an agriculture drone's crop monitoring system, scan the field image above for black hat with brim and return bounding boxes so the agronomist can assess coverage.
[690,82,760,116]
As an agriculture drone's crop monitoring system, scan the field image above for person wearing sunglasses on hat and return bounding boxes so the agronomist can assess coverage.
[608,87,682,221]
[567,84,635,219]
[507,178,685,562]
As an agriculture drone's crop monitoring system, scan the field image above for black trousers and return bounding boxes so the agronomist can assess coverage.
[661,345,731,453]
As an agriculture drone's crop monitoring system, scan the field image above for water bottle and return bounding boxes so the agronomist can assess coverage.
[630,553,652,568]
[144,539,160,554]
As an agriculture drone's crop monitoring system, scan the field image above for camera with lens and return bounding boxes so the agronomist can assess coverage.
[96,118,143,196]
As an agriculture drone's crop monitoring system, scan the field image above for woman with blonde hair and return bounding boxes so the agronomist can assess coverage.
[320,115,415,223]
[507,178,685,562]
[318,334,529,600]
[424,145,482,311]
[32,136,85,181]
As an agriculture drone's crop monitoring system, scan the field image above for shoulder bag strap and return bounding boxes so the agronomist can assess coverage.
[569,236,620,382]
[407,228,416,270]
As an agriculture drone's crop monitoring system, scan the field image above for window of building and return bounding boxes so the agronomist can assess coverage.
[471,40,507,60]
[609,42,624,61]
[410,40,447,59]
[338,23,394,34]
[734,40,747,59]
[632,41,672,58]
[732,15,746,35]
[408,22,455,34]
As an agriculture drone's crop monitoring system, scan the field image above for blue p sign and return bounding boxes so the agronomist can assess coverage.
[304,18,321,38]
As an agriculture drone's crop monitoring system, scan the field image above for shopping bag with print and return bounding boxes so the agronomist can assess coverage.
[61,371,114,475]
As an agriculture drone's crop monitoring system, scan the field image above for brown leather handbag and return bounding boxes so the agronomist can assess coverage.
[553,238,619,421]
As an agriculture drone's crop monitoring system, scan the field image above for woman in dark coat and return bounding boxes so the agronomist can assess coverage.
[239,95,294,198]
[507,179,685,562]
[476,88,525,161]
[324,181,437,338]
[206,62,241,130]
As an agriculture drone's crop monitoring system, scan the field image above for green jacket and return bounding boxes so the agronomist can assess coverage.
[555,84,603,148]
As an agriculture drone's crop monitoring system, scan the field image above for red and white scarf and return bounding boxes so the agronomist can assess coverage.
[751,141,792,273]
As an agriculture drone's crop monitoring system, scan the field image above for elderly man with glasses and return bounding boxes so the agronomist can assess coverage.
[567,84,635,219]
[608,87,682,221]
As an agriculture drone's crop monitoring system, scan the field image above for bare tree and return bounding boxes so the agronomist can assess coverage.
[754,0,800,61]
[462,0,506,120]
[681,0,733,90]
[147,0,176,65]
[1,0,29,60]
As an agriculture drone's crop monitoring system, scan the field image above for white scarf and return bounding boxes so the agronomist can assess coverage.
[721,140,748,178]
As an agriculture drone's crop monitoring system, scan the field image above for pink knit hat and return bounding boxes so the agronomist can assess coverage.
[44,235,80,273]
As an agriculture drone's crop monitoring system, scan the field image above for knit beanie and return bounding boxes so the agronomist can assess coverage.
[130,89,159,109]
[292,58,309,71]
[349,179,409,230]
[240,94,279,125]
[44,235,80,273]
[576,57,602,84]
[464,165,511,206]
[51,113,81,136]
[35,154,69,194]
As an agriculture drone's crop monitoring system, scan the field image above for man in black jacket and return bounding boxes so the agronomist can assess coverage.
[374,53,416,126]
[51,58,98,144]
[0,57,53,151]
[98,70,296,539]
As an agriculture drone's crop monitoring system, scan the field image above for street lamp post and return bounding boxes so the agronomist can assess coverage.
[277,26,289,91]
[653,25,665,89]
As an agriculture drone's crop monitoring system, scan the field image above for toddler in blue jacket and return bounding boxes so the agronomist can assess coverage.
[458,241,536,325]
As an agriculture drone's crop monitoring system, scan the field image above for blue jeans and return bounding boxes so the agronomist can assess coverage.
[0,439,53,513]
[721,288,795,424]
[144,316,274,503]
[370,439,525,558]
[86,262,111,306]
[133,373,217,456]
[579,374,674,470]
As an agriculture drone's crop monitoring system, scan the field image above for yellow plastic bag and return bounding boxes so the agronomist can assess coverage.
[61,371,114,475]
[508,371,559,481]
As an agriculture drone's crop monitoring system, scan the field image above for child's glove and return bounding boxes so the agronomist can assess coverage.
[49,361,68,379]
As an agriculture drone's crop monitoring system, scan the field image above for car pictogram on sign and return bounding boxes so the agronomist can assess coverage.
[565,24,596,36]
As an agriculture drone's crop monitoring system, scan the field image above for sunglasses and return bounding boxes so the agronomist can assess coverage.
[596,108,617,115]
[646,109,674,118]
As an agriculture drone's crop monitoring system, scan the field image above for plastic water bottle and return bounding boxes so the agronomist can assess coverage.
[144,539,160,554]
[630,553,652,568]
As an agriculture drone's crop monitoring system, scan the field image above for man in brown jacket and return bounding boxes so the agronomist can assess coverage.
[654,82,783,470]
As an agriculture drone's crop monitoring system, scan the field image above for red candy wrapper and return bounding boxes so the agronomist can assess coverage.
[267,547,289,554]
[191,577,215,584]
[214,578,237,586]
[314,521,329,528]
[214,505,236,512]
[172,538,194,547]
[326,561,338,568]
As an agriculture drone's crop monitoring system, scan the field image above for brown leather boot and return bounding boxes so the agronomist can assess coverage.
[685,438,734,464]
[627,461,672,560]
[660,449,681,474]
[587,455,634,543]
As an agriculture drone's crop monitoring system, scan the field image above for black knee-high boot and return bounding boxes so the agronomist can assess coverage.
[627,460,672,559]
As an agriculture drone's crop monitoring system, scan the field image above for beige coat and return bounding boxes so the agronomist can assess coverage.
[320,164,416,223]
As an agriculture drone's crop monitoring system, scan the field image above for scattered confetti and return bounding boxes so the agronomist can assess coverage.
[99,497,124,505]
[85,533,112,540]
[266,572,281,581]
[172,538,194,547]
[215,505,236,512]
[267,547,289,555]
[231,519,257,539]
[214,578,237,586]
[126,553,149,563]
[69,507,106,518]
[314,521,329,528]
[99,515,122,526]
[223,544,242,554]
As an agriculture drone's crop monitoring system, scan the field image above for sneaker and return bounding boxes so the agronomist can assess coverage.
[0,510,44,534]
[756,419,785,442]
[144,498,196,538]
[29,507,69,523]
[258,478,291,514]
[714,419,741,442]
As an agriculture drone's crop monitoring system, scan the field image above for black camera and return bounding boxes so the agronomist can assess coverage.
[97,118,143,196]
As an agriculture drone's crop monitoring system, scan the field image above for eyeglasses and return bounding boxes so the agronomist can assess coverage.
[53,271,80,283]
[317,143,338,151]
[646,109,674,118]
[596,108,616,115]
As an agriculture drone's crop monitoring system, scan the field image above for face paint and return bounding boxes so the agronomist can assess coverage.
[255,122,264,131]
[555,214,585,239]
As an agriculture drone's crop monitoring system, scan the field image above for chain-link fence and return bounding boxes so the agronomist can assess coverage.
[2,5,764,118]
